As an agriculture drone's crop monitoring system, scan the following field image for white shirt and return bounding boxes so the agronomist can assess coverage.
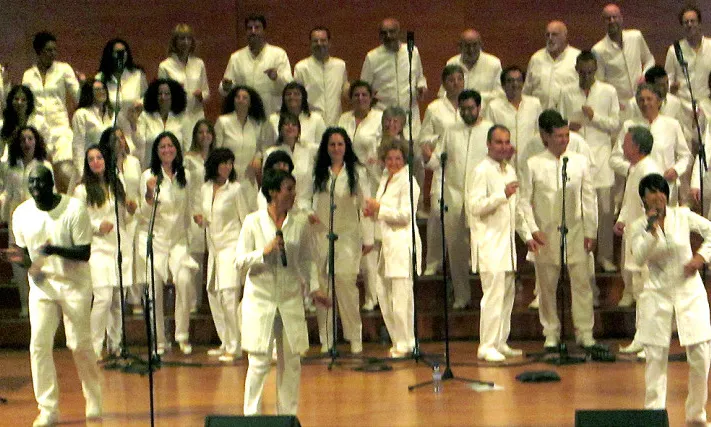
[158,55,210,119]
[219,44,293,114]
[13,195,92,293]
[523,45,581,109]
[610,116,692,181]
[310,166,374,275]
[133,111,186,167]
[73,185,130,287]
[627,94,692,141]
[360,44,427,112]
[338,109,383,189]
[592,30,655,101]
[558,80,620,187]
[200,180,249,290]
[183,152,207,254]
[483,95,543,172]
[665,37,711,109]
[236,209,318,354]
[519,149,597,265]
[71,106,114,172]
[96,69,148,112]
[617,156,661,271]
[439,52,504,108]
[418,97,459,198]
[293,55,349,126]
[214,114,265,182]
[468,156,528,272]
[263,142,318,211]
[425,118,494,216]
[265,111,327,148]
[0,159,53,224]
[23,61,80,128]
[518,131,594,181]
[373,166,422,278]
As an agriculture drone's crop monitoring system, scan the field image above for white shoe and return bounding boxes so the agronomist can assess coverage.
[620,341,643,354]
[207,347,224,356]
[599,258,618,272]
[499,345,523,357]
[478,348,506,362]
[85,399,102,419]
[33,411,58,427]
[156,344,166,356]
[320,344,329,354]
[452,300,471,310]
[350,341,363,354]
[577,336,596,348]
[544,336,559,350]
[617,294,635,307]
[528,295,539,310]
[361,301,376,311]
[218,353,236,363]
[636,350,646,360]
[178,341,192,355]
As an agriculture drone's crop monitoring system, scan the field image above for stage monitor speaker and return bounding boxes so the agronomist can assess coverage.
[575,409,669,427]
[205,415,301,427]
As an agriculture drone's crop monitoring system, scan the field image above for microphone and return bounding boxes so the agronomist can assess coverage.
[114,49,127,73]
[406,31,415,53]
[673,40,687,67]
[275,230,287,267]
[440,152,448,169]
[646,211,659,232]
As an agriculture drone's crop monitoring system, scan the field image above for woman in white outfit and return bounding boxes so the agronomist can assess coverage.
[363,139,421,358]
[237,168,329,415]
[183,119,215,312]
[96,38,147,125]
[98,127,142,313]
[0,127,53,317]
[71,79,114,176]
[631,173,711,425]
[137,131,199,355]
[194,148,249,362]
[22,31,82,194]
[215,86,269,213]
[264,81,327,148]
[73,145,136,359]
[158,24,210,150]
[338,80,383,311]
[130,78,187,167]
[1,85,51,158]
[311,127,374,354]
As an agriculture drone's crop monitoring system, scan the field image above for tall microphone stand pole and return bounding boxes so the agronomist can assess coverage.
[326,175,341,368]
[409,152,493,390]
[676,42,708,281]
[146,185,161,361]
[546,157,586,365]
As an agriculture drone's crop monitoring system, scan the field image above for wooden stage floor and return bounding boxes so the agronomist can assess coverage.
[0,340,703,426]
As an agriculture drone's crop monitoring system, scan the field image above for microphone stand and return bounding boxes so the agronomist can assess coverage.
[326,174,341,368]
[677,45,708,281]
[409,152,493,391]
[546,157,586,365]
[147,184,161,361]
[142,286,156,427]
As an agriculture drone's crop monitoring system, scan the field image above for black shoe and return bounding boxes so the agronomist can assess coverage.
[584,343,616,362]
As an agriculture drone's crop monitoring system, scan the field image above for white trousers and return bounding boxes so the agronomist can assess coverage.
[316,273,361,347]
[644,341,710,423]
[378,277,414,353]
[244,312,301,415]
[536,262,594,341]
[29,285,102,417]
[596,187,614,263]
[190,251,205,310]
[13,263,29,313]
[444,205,471,305]
[361,247,381,306]
[138,245,196,345]
[90,286,121,356]
[425,198,443,273]
[207,287,242,355]
[479,272,515,353]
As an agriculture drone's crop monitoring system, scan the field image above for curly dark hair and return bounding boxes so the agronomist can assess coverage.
[143,78,187,114]
[313,127,360,196]
[8,126,48,168]
[222,85,266,121]
[149,131,187,188]
[81,145,126,207]
[204,147,237,183]
[2,85,36,140]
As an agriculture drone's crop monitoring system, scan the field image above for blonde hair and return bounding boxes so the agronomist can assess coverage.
[169,24,195,56]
